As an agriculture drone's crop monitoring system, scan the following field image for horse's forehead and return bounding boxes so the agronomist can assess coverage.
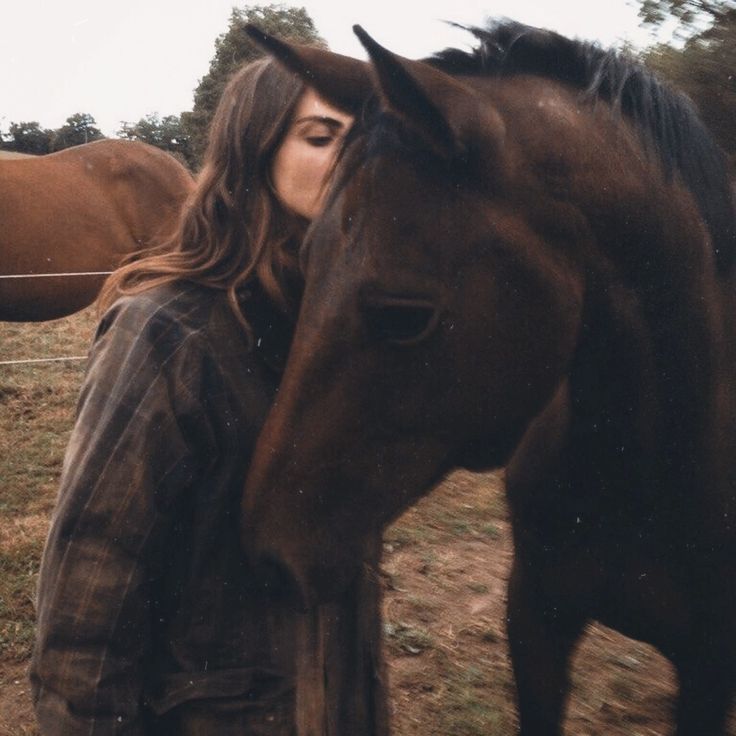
[347,154,466,227]
[347,171,469,248]
[332,81,595,267]
[333,181,500,290]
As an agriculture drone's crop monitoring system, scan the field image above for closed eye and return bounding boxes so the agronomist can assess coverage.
[306,136,334,147]
[362,297,439,346]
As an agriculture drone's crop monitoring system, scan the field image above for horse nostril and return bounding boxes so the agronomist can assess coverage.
[253,552,308,612]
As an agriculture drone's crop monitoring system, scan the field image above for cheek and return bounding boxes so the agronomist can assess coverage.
[272,146,331,218]
[299,148,333,185]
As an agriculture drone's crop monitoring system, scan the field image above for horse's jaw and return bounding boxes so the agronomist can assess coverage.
[241,501,372,610]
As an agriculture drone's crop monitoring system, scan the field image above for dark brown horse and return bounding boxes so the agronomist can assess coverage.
[0,139,194,321]
[242,22,736,736]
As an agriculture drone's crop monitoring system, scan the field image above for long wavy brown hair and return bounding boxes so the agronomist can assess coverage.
[99,57,307,337]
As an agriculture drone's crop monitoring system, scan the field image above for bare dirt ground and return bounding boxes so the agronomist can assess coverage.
[381,470,699,736]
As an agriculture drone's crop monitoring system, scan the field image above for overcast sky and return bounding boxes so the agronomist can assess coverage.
[1,1,655,136]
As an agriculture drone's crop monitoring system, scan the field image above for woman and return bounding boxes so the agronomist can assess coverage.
[30,57,386,735]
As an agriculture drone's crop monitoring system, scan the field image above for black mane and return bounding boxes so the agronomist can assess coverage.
[424,20,736,271]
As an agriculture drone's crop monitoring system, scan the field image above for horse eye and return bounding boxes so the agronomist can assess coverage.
[362,299,439,346]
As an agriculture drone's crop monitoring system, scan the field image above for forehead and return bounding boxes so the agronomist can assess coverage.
[292,87,354,127]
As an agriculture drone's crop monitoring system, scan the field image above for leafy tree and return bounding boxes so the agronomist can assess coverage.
[640,0,736,160]
[639,0,732,35]
[118,113,191,165]
[0,121,54,154]
[51,113,105,151]
[182,4,324,167]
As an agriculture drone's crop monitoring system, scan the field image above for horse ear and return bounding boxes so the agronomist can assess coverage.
[245,25,372,114]
[353,25,455,157]
[353,25,505,168]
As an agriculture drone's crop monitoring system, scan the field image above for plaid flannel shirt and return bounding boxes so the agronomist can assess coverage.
[31,283,307,735]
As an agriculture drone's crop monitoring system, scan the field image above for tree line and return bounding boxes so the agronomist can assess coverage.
[1,1,733,170]
[641,0,736,162]
[0,5,321,169]
[2,113,106,156]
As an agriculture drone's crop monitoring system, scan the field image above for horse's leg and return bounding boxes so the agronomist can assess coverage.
[506,557,587,736]
[673,652,734,736]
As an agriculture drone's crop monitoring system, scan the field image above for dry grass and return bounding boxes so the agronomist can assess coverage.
[384,471,518,735]
[0,309,96,732]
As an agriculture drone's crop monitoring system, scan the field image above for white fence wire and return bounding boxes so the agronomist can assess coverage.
[0,356,87,367]
[0,271,113,279]
[1,271,108,366]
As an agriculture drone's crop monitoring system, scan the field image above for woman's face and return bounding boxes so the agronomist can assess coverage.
[271,87,354,220]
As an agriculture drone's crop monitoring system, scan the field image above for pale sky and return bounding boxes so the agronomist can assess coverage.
[1,1,655,136]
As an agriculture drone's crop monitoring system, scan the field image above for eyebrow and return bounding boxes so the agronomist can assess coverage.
[293,115,346,129]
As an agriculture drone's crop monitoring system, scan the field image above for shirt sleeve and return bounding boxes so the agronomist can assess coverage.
[30,296,214,735]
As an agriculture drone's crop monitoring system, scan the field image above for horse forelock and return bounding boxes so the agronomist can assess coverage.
[424,20,736,272]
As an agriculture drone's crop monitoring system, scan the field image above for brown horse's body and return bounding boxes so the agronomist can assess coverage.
[242,23,736,735]
[0,139,193,321]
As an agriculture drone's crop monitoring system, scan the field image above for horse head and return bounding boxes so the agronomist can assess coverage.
[241,26,593,608]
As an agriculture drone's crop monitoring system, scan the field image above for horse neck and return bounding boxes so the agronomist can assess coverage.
[464,72,736,533]
[570,201,729,500]
[496,77,729,475]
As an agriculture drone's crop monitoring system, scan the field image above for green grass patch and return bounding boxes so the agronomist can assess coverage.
[467,582,489,594]
[0,543,42,661]
[384,621,434,656]
[384,518,436,550]
[433,659,513,736]
[387,470,507,549]
[0,370,82,514]
[1,309,97,361]
[426,507,501,541]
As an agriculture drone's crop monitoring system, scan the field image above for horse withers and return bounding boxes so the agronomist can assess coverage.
[0,139,194,321]
[241,22,736,736]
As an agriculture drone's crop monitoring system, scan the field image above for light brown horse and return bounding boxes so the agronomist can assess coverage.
[0,139,194,321]
[242,23,736,736]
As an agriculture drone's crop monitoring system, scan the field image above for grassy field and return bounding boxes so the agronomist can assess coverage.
[1,310,97,658]
[0,309,687,735]
[0,309,97,734]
